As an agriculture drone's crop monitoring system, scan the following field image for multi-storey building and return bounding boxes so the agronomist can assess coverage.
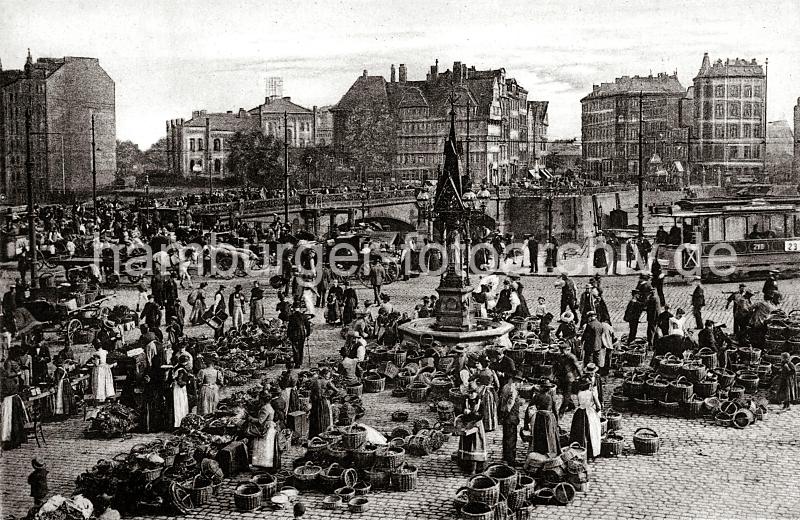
[795,98,800,183]
[581,73,688,182]
[166,96,331,179]
[691,53,766,184]
[332,60,533,185]
[0,52,115,203]
[527,101,549,166]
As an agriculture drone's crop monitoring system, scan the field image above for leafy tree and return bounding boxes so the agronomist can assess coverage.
[143,137,169,173]
[341,97,396,182]
[226,130,284,189]
[115,140,143,176]
[296,145,334,188]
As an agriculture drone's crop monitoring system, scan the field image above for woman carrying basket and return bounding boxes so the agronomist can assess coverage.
[247,389,282,470]
[454,384,487,475]
[308,368,340,439]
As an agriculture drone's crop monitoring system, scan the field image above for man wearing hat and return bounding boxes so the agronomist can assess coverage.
[623,290,643,344]
[581,311,604,368]
[488,348,516,389]
[645,289,662,347]
[726,284,748,336]
[498,373,522,466]
[555,341,581,414]
[762,271,779,302]
[140,293,161,331]
[691,276,705,330]
[2,284,17,337]
[559,273,578,323]
[287,303,311,367]
[526,235,539,274]
[28,457,48,507]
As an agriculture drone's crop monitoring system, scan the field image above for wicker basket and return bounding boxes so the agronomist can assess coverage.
[460,502,494,520]
[188,477,213,506]
[737,371,760,394]
[668,377,693,402]
[318,463,345,493]
[713,368,736,388]
[429,377,452,399]
[322,494,342,510]
[363,374,385,393]
[507,487,528,511]
[391,462,418,492]
[407,382,429,403]
[436,400,455,421]
[610,392,630,410]
[335,485,356,502]
[375,445,405,471]
[601,431,624,457]
[515,501,535,520]
[353,480,371,495]
[341,424,368,450]
[467,474,500,506]
[645,376,669,402]
[453,486,470,513]
[326,440,348,462]
[390,349,407,367]
[347,383,364,397]
[605,411,622,431]
[293,461,322,490]
[364,466,390,489]
[348,497,369,513]
[352,443,378,468]
[141,466,164,482]
[632,427,660,455]
[234,483,262,511]
[251,473,277,501]
[484,463,518,499]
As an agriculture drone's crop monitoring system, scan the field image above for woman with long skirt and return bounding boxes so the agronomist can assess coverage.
[0,362,28,449]
[342,282,358,325]
[455,386,487,474]
[91,342,116,403]
[250,281,266,324]
[308,369,340,439]
[53,359,75,418]
[525,387,561,458]
[170,357,191,429]
[775,352,797,409]
[569,377,602,460]
[474,359,499,433]
[188,283,208,325]
[248,391,282,471]
[196,355,223,415]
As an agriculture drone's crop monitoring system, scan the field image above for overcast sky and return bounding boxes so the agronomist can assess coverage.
[3,0,798,147]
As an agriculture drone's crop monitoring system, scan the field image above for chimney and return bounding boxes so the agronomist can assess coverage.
[390,64,396,83]
[429,59,438,82]
[454,61,462,84]
[283,96,291,102]
[239,108,247,117]
[399,64,407,83]
[362,69,368,78]
[264,97,271,105]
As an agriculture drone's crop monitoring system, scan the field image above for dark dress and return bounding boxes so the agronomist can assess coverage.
[342,288,358,325]
[308,377,334,439]
[775,360,797,404]
[525,393,561,457]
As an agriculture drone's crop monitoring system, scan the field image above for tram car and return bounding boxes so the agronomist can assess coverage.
[654,197,800,281]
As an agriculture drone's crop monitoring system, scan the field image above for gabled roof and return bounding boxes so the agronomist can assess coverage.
[397,87,429,108]
[333,75,389,111]
[696,57,764,79]
[256,96,313,115]
[582,73,685,101]
[183,112,258,133]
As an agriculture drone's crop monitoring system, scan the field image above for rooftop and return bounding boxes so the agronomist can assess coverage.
[695,53,764,79]
[582,73,685,101]
[182,110,258,133]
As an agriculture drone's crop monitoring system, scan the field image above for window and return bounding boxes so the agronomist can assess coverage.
[189,159,195,171]
[743,124,752,138]
[715,85,725,97]
[754,85,762,98]
[703,144,712,160]
[714,102,724,118]
[753,124,762,138]
[729,85,740,97]
[703,102,712,119]
[743,103,752,117]
[743,146,752,159]
[213,138,221,151]
[714,145,723,160]
[704,84,713,97]
[727,124,738,139]
[753,102,762,117]
[728,146,739,159]
[214,159,221,173]
[714,124,724,139]
[199,138,205,151]
[728,102,740,117]
[189,138,196,152]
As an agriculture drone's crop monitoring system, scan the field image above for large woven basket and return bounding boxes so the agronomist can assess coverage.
[293,461,322,490]
[391,462,418,492]
[346,383,364,397]
[466,474,500,506]
[363,374,385,393]
[233,483,262,511]
[632,427,660,455]
[407,383,429,403]
[352,443,378,468]
[251,473,277,501]
[341,424,368,450]
[364,466,390,489]
[318,463,345,493]
[484,463,518,499]
[375,446,405,471]
[188,477,213,506]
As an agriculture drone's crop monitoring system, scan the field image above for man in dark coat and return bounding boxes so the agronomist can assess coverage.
[691,277,705,329]
[287,305,311,367]
[369,261,386,304]
[2,285,17,336]
[141,294,162,331]
[651,257,665,306]
[762,272,778,300]
[581,311,604,367]
[527,236,539,274]
[560,273,578,322]
[488,349,516,389]
[623,290,642,344]
[645,291,662,346]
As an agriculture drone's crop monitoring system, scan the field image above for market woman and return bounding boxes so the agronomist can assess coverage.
[250,281,266,324]
[775,352,797,409]
[308,368,340,439]
[188,282,208,325]
[473,358,499,433]
[341,281,358,325]
[247,389,282,470]
[454,384,487,474]
[90,340,115,403]
[52,359,75,419]
[169,356,192,429]
[196,354,223,415]
[0,360,27,449]
[569,377,602,460]
[524,383,561,458]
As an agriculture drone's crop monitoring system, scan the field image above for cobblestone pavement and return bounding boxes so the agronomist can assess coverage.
[3,269,800,520]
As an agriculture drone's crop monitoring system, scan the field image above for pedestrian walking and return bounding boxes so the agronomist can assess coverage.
[369,260,386,304]
[691,276,705,329]
[527,235,539,274]
[581,311,604,368]
[559,273,578,323]
[651,257,665,306]
[776,352,797,409]
[228,284,246,330]
[287,304,311,366]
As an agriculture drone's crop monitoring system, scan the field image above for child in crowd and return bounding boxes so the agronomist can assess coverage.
[28,458,48,508]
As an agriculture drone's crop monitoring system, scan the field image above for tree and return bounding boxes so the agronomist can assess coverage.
[226,130,284,189]
[143,137,169,173]
[296,145,334,188]
[341,96,396,183]
[116,140,143,177]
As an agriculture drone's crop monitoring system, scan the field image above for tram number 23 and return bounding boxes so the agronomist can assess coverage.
[784,240,800,252]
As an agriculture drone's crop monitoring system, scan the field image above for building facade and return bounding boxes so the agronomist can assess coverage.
[794,98,800,183]
[691,53,766,185]
[167,96,330,179]
[0,52,115,203]
[332,60,533,185]
[581,73,688,183]
[527,100,549,166]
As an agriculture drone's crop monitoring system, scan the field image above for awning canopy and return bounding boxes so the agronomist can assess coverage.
[673,161,685,173]
[528,168,553,180]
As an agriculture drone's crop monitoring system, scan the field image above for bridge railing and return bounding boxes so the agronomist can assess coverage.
[509,184,629,198]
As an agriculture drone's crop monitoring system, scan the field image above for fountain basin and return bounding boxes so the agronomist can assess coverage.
[398,317,514,351]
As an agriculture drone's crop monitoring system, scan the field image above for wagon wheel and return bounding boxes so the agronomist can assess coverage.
[66,319,82,342]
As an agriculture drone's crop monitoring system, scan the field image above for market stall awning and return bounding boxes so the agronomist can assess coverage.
[528,168,553,180]
[673,161,685,173]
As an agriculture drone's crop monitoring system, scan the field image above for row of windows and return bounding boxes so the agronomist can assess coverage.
[700,122,762,139]
[701,83,762,99]
[188,158,223,173]
[266,121,313,134]
[700,101,762,120]
[188,138,222,152]
[699,144,762,160]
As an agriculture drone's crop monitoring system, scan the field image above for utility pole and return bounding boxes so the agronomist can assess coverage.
[637,91,644,239]
[91,113,97,222]
[25,107,37,288]
[283,110,289,224]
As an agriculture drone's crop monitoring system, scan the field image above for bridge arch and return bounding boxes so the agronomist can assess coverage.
[352,216,416,232]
